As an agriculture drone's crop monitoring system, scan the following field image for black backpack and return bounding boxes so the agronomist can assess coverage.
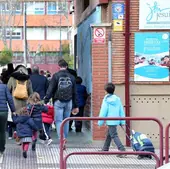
[56,75,73,101]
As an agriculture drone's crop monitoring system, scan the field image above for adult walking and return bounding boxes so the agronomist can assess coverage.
[44,59,78,143]
[0,79,15,156]
[7,65,33,113]
[30,66,49,100]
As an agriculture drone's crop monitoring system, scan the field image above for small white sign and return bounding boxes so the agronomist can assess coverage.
[93,28,106,43]
[139,0,170,29]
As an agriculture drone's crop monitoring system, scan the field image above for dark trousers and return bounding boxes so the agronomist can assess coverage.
[39,123,51,140]
[69,107,84,131]
[7,121,16,137]
[102,126,125,151]
[0,112,8,153]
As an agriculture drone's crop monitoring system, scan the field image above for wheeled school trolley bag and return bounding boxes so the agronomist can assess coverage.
[121,126,155,159]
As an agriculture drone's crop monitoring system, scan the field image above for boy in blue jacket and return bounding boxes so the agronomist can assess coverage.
[98,83,126,158]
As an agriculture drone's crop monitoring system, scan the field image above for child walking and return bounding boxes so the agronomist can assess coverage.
[39,104,54,145]
[98,83,126,158]
[12,107,38,158]
[26,92,48,151]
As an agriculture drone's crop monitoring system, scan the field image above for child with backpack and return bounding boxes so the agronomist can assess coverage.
[39,104,54,145]
[12,107,38,158]
[26,92,48,151]
[98,83,126,158]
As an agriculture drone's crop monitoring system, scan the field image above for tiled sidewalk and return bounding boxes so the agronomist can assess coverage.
[0,143,157,169]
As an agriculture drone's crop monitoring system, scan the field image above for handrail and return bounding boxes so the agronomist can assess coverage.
[165,123,170,163]
[60,117,164,169]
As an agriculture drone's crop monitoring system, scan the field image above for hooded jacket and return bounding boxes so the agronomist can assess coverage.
[42,105,54,124]
[7,66,33,111]
[13,115,38,138]
[27,103,48,130]
[98,94,125,126]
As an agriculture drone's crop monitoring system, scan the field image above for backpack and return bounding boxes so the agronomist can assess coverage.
[57,75,73,101]
[13,80,28,99]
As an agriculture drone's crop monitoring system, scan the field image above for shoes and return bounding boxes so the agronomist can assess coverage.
[0,152,3,158]
[47,139,53,146]
[63,139,67,150]
[23,151,27,158]
[13,131,17,139]
[76,129,82,132]
[32,140,36,151]
[116,154,127,158]
[98,149,108,151]
[39,139,46,145]
[8,137,12,140]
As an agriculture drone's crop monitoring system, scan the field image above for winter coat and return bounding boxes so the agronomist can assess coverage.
[12,115,38,138]
[76,84,87,107]
[7,72,33,112]
[42,105,54,124]
[98,94,125,126]
[27,103,48,130]
[30,73,49,99]
[0,81,15,113]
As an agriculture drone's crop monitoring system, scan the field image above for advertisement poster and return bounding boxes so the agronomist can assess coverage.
[139,0,170,29]
[134,33,169,81]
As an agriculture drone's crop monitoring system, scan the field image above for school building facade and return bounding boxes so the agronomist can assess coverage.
[75,0,170,146]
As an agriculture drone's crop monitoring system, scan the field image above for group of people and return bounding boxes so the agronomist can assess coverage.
[0,59,88,158]
[0,59,153,160]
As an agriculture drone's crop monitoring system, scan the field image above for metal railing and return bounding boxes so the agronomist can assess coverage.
[60,117,164,169]
[165,123,170,163]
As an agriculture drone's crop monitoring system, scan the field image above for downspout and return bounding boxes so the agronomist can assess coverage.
[108,32,112,82]
[124,0,131,146]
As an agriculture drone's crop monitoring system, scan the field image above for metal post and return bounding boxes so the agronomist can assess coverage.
[23,2,27,67]
[108,32,112,82]
[59,0,62,57]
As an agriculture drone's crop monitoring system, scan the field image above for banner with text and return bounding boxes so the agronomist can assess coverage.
[134,32,169,81]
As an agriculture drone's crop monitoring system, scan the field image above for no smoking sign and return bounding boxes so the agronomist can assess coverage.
[93,27,106,43]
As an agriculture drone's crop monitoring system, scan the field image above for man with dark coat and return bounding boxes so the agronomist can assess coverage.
[30,66,49,100]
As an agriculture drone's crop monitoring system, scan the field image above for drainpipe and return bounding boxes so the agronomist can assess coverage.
[124,0,131,146]
[108,32,112,82]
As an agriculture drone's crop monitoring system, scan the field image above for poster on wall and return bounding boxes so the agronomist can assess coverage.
[139,0,170,29]
[134,32,169,81]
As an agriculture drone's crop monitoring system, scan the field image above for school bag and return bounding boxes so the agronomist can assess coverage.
[56,75,73,101]
[130,130,155,153]
[13,80,28,99]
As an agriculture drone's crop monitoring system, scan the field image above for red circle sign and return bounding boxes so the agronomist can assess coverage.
[95,28,104,37]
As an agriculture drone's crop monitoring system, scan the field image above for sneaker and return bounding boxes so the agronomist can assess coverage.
[8,137,12,140]
[116,154,127,158]
[23,151,27,158]
[0,152,3,158]
[98,149,108,151]
[47,139,53,146]
[13,131,17,139]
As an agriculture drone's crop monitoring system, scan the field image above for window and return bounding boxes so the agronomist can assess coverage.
[47,27,68,40]
[13,52,23,63]
[26,2,45,15]
[6,28,22,40]
[0,2,22,14]
[27,28,44,40]
[47,2,67,15]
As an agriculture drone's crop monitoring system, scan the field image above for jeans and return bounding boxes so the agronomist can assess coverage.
[54,100,72,139]
[102,125,125,151]
[0,112,8,153]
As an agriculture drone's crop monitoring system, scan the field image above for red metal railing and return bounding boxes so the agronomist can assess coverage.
[60,117,164,169]
[165,123,170,163]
